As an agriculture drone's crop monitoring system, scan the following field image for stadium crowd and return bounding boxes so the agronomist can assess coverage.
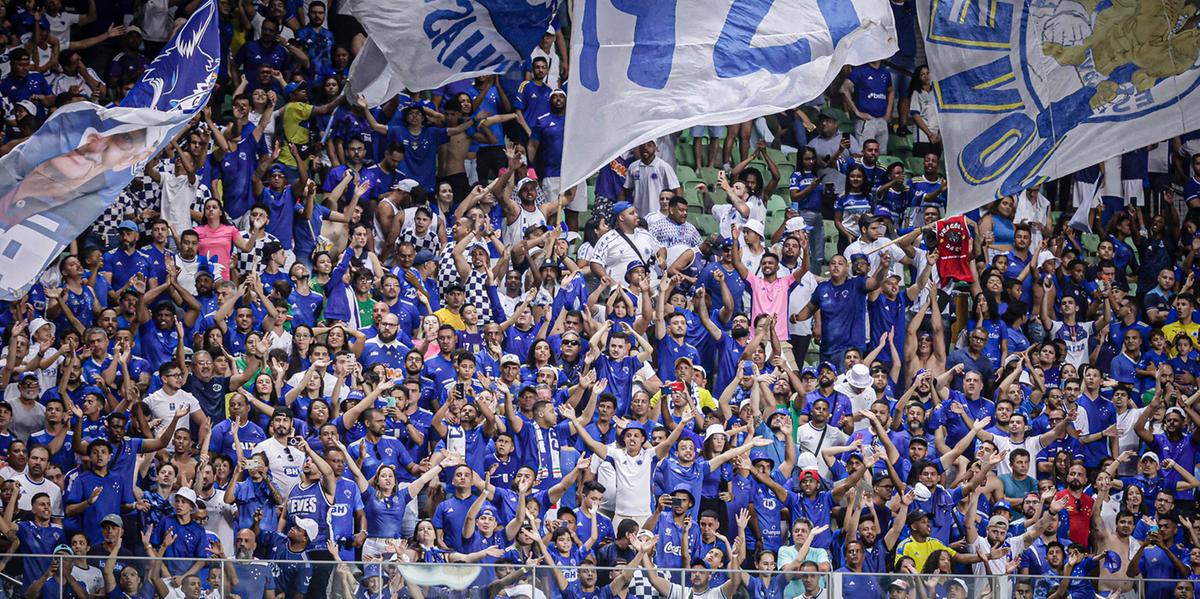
[2,1,1200,599]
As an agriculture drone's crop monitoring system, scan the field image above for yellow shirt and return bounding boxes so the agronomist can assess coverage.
[1162,320,1200,355]
[277,102,314,168]
[896,537,955,572]
[649,387,717,412]
[434,308,466,331]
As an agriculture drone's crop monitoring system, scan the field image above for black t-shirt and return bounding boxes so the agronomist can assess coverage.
[186,375,231,422]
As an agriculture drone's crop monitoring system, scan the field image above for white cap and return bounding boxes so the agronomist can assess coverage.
[1036,249,1059,269]
[16,100,36,115]
[172,487,198,506]
[784,216,811,233]
[500,354,521,366]
[294,517,319,540]
[912,482,932,501]
[744,219,765,238]
[1141,451,1160,463]
[517,177,538,190]
[393,179,419,193]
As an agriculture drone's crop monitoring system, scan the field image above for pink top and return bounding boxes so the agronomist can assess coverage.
[194,223,239,268]
[745,273,793,340]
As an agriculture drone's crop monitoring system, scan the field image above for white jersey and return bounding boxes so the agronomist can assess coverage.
[503,206,548,247]
[605,447,655,517]
[198,487,238,554]
[796,422,848,479]
[592,228,661,283]
[253,437,304,497]
[144,388,201,437]
[16,472,63,517]
[988,434,1045,477]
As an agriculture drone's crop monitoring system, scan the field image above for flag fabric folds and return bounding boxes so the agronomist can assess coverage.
[0,0,219,301]
[560,0,898,190]
[349,0,560,97]
[916,0,1200,215]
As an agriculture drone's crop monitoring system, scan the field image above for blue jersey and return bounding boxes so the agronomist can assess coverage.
[788,170,821,212]
[347,435,414,480]
[363,487,410,540]
[287,481,331,551]
[260,186,300,250]
[431,493,478,552]
[287,289,324,329]
[812,276,869,353]
[516,79,551,122]
[220,136,261,218]
[848,64,892,117]
[531,112,565,177]
[16,521,63,592]
[265,531,312,596]
[387,125,449,191]
[751,472,793,552]
[103,248,149,291]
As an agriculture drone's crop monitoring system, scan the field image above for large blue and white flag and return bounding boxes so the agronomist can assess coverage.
[917,0,1200,215]
[560,0,898,189]
[0,0,218,300]
[349,0,560,97]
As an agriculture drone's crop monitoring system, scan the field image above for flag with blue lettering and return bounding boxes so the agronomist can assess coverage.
[917,0,1200,215]
[560,0,898,189]
[0,0,218,301]
[350,0,560,96]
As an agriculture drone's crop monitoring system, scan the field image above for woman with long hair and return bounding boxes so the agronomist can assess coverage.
[309,251,334,295]
[343,446,455,559]
[833,165,871,252]
[978,195,1017,256]
[909,65,942,158]
[193,198,262,271]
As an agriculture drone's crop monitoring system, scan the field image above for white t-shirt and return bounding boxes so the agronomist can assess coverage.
[668,584,728,599]
[16,472,63,517]
[198,486,238,554]
[833,380,878,432]
[844,237,906,279]
[605,448,655,517]
[713,199,766,239]
[69,563,103,596]
[796,422,848,479]
[145,388,201,437]
[592,228,661,283]
[989,434,1045,477]
[624,157,680,217]
[46,11,80,48]
[253,437,304,497]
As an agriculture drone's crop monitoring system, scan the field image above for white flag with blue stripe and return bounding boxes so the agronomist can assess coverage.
[350,0,560,94]
[0,0,219,301]
[560,0,898,189]
[916,0,1200,215]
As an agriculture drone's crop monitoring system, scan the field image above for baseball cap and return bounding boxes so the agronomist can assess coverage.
[906,509,930,526]
[294,517,319,540]
[550,88,566,98]
[799,469,820,481]
[1142,451,1160,463]
[749,448,774,464]
[948,578,968,591]
[412,249,436,266]
[674,356,694,369]
[392,178,419,193]
[516,177,539,190]
[889,580,911,591]
[988,514,1010,529]
[610,201,634,222]
[799,366,818,379]
[283,81,303,97]
[849,252,870,264]
[500,354,521,366]
[267,163,287,176]
[101,514,123,527]
[117,219,139,232]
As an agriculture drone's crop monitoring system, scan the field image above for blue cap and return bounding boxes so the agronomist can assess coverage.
[479,506,498,519]
[849,252,869,263]
[283,81,303,97]
[992,501,1013,513]
[718,237,734,249]
[624,260,646,282]
[846,451,864,462]
[621,422,646,439]
[611,201,633,221]
[671,483,695,504]
[361,563,385,580]
[413,249,436,266]
[819,361,837,373]
[800,366,818,378]
[267,163,286,176]
[117,219,138,232]
[346,390,366,401]
[873,206,898,220]
[749,448,774,464]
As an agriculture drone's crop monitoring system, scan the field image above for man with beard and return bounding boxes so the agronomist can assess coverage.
[14,444,62,518]
[208,393,267,461]
[794,253,889,366]
[348,401,417,480]
[0,490,63,595]
[136,267,202,369]
[1090,477,1139,595]
[101,220,149,304]
[172,229,210,295]
[362,313,410,370]
[972,410,1072,476]
[1136,392,1200,505]
[253,407,306,497]
[1053,464,1095,547]
[231,528,275,599]
[795,396,848,479]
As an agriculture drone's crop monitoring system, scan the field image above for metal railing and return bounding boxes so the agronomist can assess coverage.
[0,552,1190,599]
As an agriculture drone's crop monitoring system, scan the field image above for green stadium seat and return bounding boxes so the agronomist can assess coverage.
[698,166,723,186]
[766,194,788,215]
[888,133,913,157]
[676,143,695,169]
[878,155,903,169]
[906,156,925,175]
[688,212,719,236]
[677,165,697,182]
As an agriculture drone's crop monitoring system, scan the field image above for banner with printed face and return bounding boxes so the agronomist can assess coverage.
[349,0,560,95]
[560,0,898,190]
[0,0,219,301]
[916,0,1200,215]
